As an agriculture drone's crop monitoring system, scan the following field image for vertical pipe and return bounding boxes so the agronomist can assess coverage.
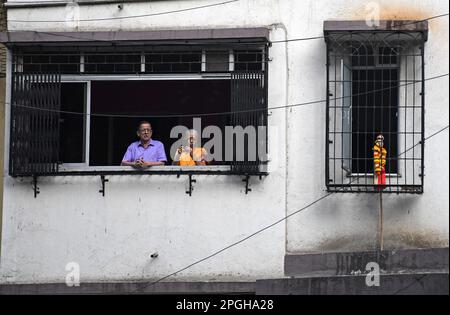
[379,189,384,250]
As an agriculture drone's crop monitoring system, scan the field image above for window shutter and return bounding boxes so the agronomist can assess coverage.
[230,71,266,174]
[10,73,61,176]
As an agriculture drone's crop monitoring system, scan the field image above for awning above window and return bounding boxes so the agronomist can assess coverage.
[0,28,270,47]
[324,20,428,43]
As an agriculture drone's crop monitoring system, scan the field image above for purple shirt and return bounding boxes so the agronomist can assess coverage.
[122,140,167,163]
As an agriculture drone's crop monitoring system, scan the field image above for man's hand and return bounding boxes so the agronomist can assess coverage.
[134,158,145,168]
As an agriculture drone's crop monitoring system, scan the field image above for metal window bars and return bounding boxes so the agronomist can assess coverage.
[10,73,61,177]
[325,31,426,193]
[12,47,266,74]
[230,70,267,174]
[9,44,269,178]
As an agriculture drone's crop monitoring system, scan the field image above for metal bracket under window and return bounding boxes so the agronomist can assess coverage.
[99,175,109,197]
[243,174,252,194]
[186,174,196,197]
[32,175,40,198]
[23,172,267,198]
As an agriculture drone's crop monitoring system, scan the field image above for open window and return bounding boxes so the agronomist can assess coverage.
[88,79,232,166]
[9,42,269,178]
[325,22,427,193]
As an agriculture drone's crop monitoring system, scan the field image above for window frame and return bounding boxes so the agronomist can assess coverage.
[7,43,270,177]
[324,27,427,194]
[59,73,235,172]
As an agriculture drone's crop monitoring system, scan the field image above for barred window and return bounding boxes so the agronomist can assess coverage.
[325,25,427,193]
[9,44,268,177]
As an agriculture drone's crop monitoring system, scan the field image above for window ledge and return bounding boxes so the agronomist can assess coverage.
[50,165,268,176]
[59,165,231,173]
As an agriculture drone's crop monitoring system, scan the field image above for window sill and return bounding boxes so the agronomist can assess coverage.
[52,165,268,176]
[59,165,231,172]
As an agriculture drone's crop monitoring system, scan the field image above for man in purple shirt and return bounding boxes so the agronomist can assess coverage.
[121,121,167,168]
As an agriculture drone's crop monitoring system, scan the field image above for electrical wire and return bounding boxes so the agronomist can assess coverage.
[5,13,445,46]
[8,0,240,23]
[5,73,448,118]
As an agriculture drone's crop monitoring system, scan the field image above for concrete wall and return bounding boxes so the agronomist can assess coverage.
[1,0,449,284]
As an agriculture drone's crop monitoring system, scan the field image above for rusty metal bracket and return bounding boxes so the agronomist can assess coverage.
[32,175,40,198]
[99,175,109,197]
[243,174,252,194]
[186,174,196,196]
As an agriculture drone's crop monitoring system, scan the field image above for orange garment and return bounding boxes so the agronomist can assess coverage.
[373,144,387,186]
[373,144,387,174]
[179,147,207,166]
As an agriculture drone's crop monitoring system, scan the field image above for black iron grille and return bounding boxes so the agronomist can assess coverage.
[9,44,268,176]
[325,31,426,194]
[10,73,61,176]
[12,48,266,75]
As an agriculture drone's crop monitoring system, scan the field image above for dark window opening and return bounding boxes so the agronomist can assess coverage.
[145,51,202,73]
[59,83,86,163]
[351,69,399,174]
[352,46,375,67]
[84,53,141,74]
[89,80,230,166]
[234,50,264,71]
[379,47,400,65]
[20,53,79,73]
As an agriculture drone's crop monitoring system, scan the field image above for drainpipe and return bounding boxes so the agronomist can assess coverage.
[269,22,289,254]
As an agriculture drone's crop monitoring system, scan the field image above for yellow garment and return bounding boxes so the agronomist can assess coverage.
[179,147,207,166]
[373,144,387,173]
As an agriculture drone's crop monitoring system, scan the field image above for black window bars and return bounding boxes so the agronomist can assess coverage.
[12,47,265,74]
[9,44,269,183]
[325,30,427,194]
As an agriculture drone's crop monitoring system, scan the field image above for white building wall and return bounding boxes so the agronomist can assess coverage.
[1,0,448,284]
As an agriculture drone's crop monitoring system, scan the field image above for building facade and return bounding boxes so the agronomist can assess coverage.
[0,0,448,293]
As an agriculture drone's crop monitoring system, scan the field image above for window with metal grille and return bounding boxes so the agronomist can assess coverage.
[9,44,268,177]
[145,51,202,73]
[234,50,264,71]
[325,27,427,194]
[12,48,265,74]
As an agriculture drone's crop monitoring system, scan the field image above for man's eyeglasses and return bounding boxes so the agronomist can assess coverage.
[139,129,152,133]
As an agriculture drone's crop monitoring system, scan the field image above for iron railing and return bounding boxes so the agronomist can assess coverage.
[325,31,426,193]
[10,73,61,176]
